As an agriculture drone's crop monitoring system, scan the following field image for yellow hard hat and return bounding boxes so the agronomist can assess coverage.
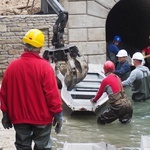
[22,29,44,48]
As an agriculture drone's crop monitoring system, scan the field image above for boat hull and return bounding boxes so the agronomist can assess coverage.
[59,64,109,115]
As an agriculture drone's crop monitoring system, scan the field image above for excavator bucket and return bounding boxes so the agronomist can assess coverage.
[64,53,88,90]
[43,45,88,90]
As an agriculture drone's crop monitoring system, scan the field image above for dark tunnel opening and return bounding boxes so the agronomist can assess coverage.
[106,0,150,57]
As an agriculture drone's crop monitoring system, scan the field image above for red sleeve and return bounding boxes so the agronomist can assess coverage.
[93,78,107,102]
[142,47,148,54]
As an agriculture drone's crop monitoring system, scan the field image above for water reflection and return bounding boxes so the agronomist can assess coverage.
[51,88,150,150]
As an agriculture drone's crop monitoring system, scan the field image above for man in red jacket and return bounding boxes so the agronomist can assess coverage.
[0,29,62,150]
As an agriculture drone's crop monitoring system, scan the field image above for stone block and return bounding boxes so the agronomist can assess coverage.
[69,15,105,28]
[4,39,20,44]
[8,49,19,55]
[69,29,87,42]
[95,0,116,9]
[8,58,15,63]
[12,44,23,50]
[10,27,22,32]
[2,33,15,37]
[0,64,8,69]
[88,54,106,64]
[115,0,120,3]
[71,41,106,55]
[0,52,8,55]
[0,55,7,64]
[88,28,105,41]
[0,59,7,63]
[87,1,109,18]
[0,25,7,32]
[68,1,86,14]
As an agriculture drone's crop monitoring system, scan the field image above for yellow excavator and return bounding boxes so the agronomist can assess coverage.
[41,0,88,90]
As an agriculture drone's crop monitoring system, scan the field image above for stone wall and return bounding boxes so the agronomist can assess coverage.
[0,14,60,76]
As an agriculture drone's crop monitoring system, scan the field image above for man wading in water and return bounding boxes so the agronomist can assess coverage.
[91,61,133,124]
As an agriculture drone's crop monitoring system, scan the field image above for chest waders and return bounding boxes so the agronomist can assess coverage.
[97,75,133,124]
[132,71,150,101]
[120,71,131,81]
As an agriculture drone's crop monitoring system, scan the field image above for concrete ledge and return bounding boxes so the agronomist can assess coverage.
[141,135,150,150]
[62,142,117,150]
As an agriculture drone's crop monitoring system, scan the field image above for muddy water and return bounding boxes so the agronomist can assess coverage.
[51,88,150,150]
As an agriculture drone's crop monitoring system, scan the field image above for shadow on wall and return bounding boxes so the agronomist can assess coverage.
[106,0,150,57]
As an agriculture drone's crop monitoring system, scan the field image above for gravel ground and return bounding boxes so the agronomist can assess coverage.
[0,111,16,150]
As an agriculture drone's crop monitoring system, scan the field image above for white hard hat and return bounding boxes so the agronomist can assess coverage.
[132,52,145,65]
[116,49,128,57]
[132,52,144,60]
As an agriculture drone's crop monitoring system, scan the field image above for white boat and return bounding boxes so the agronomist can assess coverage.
[59,135,147,150]
[58,63,109,115]
[60,142,118,150]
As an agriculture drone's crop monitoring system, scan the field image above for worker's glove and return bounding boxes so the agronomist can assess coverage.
[53,112,62,134]
[90,98,96,103]
[1,112,12,129]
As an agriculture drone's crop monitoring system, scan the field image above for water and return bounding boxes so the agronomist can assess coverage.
[51,88,150,150]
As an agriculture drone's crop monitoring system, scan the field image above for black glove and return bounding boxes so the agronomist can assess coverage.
[2,112,12,129]
[53,112,62,134]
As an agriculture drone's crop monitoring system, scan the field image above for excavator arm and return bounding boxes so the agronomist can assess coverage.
[41,0,68,48]
[41,0,88,90]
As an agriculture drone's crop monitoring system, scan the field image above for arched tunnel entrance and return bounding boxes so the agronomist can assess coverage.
[106,0,150,57]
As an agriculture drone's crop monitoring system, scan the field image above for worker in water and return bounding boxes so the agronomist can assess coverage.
[122,52,150,101]
[114,49,131,81]
[91,61,133,124]
[107,35,121,66]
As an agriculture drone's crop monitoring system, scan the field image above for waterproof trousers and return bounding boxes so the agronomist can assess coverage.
[14,123,52,150]
[97,105,133,124]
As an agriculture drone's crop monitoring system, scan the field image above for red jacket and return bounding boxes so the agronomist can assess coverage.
[0,52,62,125]
[94,74,121,102]
[142,46,150,55]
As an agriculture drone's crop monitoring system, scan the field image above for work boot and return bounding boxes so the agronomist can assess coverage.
[97,117,105,124]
